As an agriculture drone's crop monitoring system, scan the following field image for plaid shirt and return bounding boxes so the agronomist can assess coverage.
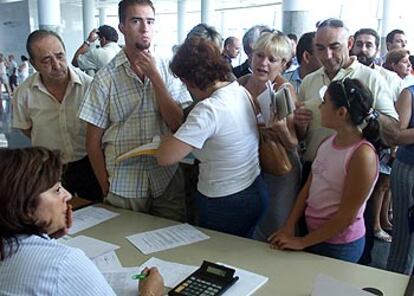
[79,50,192,198]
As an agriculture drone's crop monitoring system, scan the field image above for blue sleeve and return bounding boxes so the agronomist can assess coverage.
[57,248,116,296]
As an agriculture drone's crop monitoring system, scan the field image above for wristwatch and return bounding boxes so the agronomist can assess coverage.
[84,40,91,46]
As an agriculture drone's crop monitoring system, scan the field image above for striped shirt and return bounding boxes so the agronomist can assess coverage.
[79,50,192,199]
[0,235,115,295]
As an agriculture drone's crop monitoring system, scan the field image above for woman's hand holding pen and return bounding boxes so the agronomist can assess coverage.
[138,267,164,296]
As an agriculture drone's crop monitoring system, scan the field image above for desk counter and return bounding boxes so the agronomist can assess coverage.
[79,205,408,296]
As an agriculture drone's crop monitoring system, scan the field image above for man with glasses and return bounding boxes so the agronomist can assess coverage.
[72,25,121,75]
[79,0,192,221]
[294,18,399,180]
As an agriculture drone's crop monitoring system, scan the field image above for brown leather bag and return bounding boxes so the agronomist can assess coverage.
[244,88,293,176]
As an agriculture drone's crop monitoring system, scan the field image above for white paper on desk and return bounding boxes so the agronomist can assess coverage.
[61,235,120,259]
[69,206,119,235]
[138,257,198,288]
[102,267,138,296]
[216,262,268,296]
[312,274,373,296]
[126,223,209,255]
[93,251,122,272]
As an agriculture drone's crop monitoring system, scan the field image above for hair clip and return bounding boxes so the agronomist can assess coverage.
[364,108,379,123]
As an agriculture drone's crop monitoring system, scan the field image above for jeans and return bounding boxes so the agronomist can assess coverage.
[195,175,269,237]
[307,236,365,263]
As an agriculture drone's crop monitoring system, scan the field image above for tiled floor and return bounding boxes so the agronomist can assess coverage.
[0,91,394,273]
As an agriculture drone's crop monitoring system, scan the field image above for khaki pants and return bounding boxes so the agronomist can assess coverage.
[105,168,186,222]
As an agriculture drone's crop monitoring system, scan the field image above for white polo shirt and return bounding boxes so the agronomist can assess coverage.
[13,66,92,163]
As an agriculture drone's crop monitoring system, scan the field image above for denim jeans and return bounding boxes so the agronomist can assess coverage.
[195,175,269,237]
[307,236,365,263]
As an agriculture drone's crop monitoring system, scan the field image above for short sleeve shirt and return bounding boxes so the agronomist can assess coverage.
[13,66,92,163]
[298,57,399,162]
[79,50,192,198]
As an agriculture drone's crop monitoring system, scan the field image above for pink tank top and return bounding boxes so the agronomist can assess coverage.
[305,135,379,244]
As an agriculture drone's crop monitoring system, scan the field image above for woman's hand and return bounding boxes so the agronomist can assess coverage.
[139,267,164,296]
[50,204,73,239]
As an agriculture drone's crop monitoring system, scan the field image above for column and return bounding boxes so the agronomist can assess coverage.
[201,0,214,26]
[37,0,61,32]
[99,7,107,26]
[177,0,186,44]
[380,0,392,56]
[282,0,310,37]
[82,0,96,40]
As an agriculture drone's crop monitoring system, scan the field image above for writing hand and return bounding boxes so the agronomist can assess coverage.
[139,267,164,296]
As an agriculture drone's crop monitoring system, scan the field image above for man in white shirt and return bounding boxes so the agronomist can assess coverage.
[295,19,399,164]
[13,30,102,201]
[72,25,121,75]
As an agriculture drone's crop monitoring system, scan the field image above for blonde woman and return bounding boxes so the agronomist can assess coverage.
[239,31,302,241]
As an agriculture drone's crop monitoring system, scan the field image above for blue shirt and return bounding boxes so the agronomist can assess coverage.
[0,235,116,295]
[283,67,302,94]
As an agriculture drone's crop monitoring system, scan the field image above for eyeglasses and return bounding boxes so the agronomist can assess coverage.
[316,18,346,30]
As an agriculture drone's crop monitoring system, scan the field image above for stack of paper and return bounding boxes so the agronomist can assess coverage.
[69,206,119,235]
[61,235,120,259]
[126,223,210,255]
[312,274,376,296]
[102,267,139,296]
[217,263,269,296]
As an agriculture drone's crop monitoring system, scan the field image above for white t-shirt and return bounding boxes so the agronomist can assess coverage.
[174,81,260,198]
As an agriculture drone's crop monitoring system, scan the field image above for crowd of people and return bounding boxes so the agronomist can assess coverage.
[1,0,414,294]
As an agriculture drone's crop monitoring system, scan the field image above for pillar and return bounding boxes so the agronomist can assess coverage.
[82,0,96,40]
[37,0,61,32]
[282,0,310,37]
[380,0,392,56]
[201,0,214,26]
[177,0,186,44]
[99,7,107,26]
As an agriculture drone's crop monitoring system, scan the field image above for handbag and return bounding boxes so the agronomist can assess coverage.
[244,88,292,176]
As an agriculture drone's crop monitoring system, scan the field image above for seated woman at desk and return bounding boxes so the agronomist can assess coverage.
[0,147,163,296]
[268,78,379,263]
[157,36,268,237]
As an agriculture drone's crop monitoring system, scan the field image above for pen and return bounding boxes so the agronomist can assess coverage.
[131,271,148,280]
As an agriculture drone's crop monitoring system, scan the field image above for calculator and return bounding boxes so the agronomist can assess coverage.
[168,261,239,296]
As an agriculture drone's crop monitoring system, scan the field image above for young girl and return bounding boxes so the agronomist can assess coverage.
[268,78,379,263]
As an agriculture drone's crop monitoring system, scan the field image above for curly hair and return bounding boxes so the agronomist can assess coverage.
[170,36,231,91]
[327,78,380,149]
[0,147,62,261]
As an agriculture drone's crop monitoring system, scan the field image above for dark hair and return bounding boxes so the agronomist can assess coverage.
[224,36,237,48]
[327,78,380,149]
[242,25,271,56]
[354,28,380,48]
[186,23,223,48]
[409,55,414,68]
[316,18,348,32]
[118,0,155,24]
[26,30,66,60]
[0,147,62,261]
[21,55,28,62]
[287,33,298,42]
[386,29,405,44]
[97,25,119,42]
[296,31,315,65]
[170,36,231,91]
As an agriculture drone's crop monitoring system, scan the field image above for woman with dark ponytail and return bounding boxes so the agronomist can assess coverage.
[268,78,379,263]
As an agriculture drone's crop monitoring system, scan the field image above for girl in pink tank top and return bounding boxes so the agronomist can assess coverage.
[269,78,380,263]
